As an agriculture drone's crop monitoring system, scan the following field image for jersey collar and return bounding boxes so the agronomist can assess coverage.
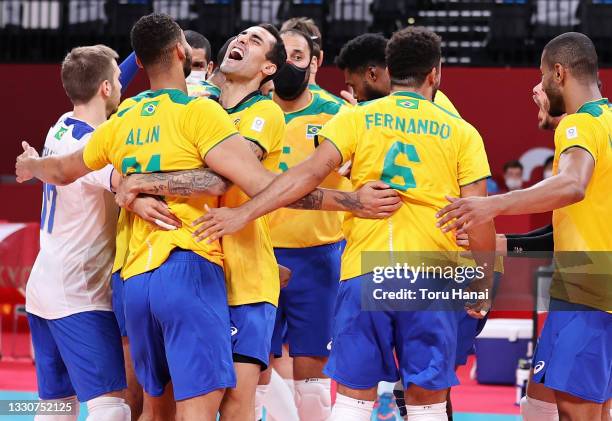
[224,90,265,114]
[577,98,609,112]
[391,91,428,101]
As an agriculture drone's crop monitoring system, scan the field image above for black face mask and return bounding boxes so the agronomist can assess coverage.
[273,62,310,100]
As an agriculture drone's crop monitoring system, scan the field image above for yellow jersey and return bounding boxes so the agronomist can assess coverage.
[83,88,238,280]
[434,90,460,117]
[220,94,285,306]
[309,83,344,106]
[269,92,352,248]
[549,98,612,311]
[318,91,491,280]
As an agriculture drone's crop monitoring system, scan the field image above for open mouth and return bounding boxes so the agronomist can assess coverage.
[228,47,244,61]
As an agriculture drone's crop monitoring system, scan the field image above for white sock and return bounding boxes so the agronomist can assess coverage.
[377,381,396,395]
[262,369,299,421]
[255,384,269,421]
[284,377,295,398]
[34,396,79,421]
[519,396,559,421]
[404,402,447,420]
[294,378,332,421]
[86,396,130,421]
[329,393,374,421]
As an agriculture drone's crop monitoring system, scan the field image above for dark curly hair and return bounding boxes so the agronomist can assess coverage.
[386,27,441,87]
[131,13,182,68]
[259,23,287,84]
[335,33,388,72]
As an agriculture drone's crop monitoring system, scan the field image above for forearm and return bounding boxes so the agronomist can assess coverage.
[32,156,78,185]
[288,188,362,212]
[241,160,331,222]
[494,174,585,216]
[467,221,496,277]
[126,169,231,197]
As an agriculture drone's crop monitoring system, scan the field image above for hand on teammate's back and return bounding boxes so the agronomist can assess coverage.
[352,181,402,219]
[130,196,182,230]
[192,204,247,243]
[15,141,39,183]
[436,195,501,233]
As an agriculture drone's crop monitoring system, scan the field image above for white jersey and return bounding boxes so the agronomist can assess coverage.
[26,112,117,319]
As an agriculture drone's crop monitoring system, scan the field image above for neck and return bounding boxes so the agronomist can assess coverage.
[390,83,433,101]
[72,100,108,128]
[564,81,603,114]
[274,89,312,113]
[147,64,188,93]
[220,75,262,109]
[308,73,316,85]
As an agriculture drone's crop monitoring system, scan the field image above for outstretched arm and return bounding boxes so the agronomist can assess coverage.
[437,147,594,232]
[15,142,92,185]
[197,138,344,241]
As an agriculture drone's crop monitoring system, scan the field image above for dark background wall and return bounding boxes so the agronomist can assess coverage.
[1,65,610,223]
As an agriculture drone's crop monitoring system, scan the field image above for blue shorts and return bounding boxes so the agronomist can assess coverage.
[28,311,126,402]
[123,249,235,400]
[324,272,459,390]
[271,241,342,357]
[455,271,503,366]
[111,271,127,337]
[532,298,612,403]
[230,302,276,369]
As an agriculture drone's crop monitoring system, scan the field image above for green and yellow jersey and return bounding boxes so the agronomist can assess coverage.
[187,80,222,100]
[549,98,612,312]
[220,94,285,306]
[269,92,352,248]
[83,88,238,279]
[318,91,491,280]
[308,83,344,106]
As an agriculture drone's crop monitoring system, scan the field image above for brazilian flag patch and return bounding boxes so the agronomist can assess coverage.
[54,126,68,140]
[141,101,159,116]
[396,99,419,109]
[306,124,322,139]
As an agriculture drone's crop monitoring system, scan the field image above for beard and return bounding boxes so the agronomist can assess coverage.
[543,83,565,117]
[361,82,387,102]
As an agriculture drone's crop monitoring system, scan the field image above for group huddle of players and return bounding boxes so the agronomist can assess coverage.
[14,10,611,421]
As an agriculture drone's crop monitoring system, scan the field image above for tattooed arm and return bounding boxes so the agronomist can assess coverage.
[288,182,401,218]
[115,140,265,208]
[115,169,230,208]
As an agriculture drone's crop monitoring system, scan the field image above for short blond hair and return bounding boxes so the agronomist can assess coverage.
[61,45,119,104]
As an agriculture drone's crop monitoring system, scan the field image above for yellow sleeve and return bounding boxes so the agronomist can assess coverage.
[457,123,491,186]
[82,118,113,171]
[237,101,285,154]
[183,98,239,158]
[554,114,601,163]
[317,107,358,164]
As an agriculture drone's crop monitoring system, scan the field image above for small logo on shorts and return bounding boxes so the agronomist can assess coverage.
[230,327,238,336]
[533,361,545,374]
[326,341,332,351]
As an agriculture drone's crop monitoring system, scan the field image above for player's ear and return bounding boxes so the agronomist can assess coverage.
[135,56,144,69]
[100,79,112,98]
[554,63,565,84]
[368,66,377,82]
[206,61,214,78]
[309,55,317,74]
[176,42,187,61]
[263,62,277,78]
